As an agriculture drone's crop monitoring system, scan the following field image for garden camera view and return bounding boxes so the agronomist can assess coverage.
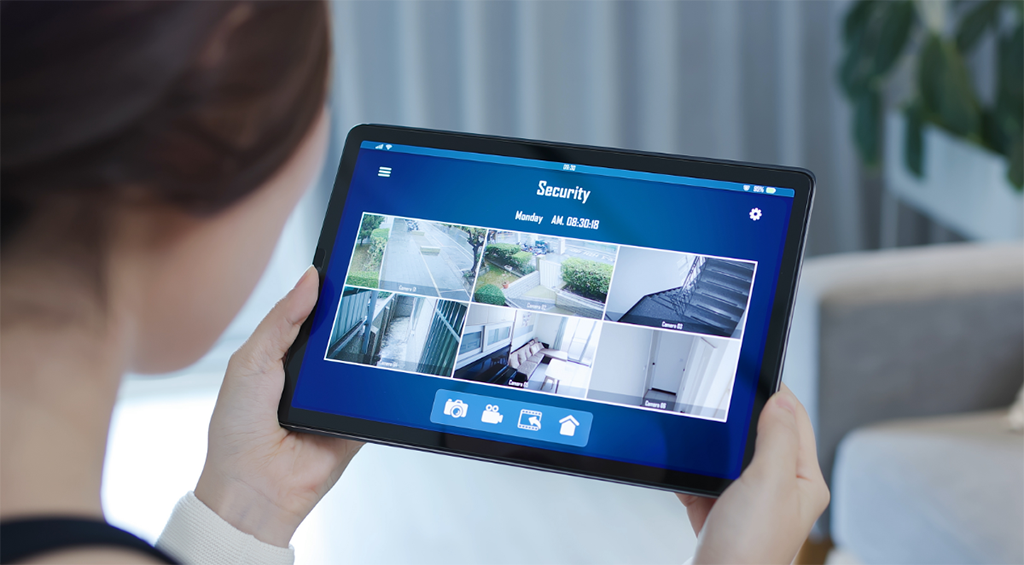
[472,230,616,319]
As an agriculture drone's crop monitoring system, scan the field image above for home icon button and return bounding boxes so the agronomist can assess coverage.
[559,415,580,437]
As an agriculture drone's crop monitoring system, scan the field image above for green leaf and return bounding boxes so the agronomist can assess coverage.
[956,0,1001,52]
[917,33,981,137]
[854,89,882,166]
[996,24,1024,125]
[872,1,916,75]
[904,101,926,177]
[1007,136,1023,190]
[844,0,878,45]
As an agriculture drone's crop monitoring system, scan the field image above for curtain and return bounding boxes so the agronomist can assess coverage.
[315,0,869,257]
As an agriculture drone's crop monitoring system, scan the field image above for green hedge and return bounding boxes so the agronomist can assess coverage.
[369,227,390,262]
[346,271,380,288]
[560,258,612,301]
[474,284,506,306]
[511,251,536,273]
[485,243,520,263]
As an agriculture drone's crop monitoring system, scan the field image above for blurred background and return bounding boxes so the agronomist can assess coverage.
[103,2,1023,564]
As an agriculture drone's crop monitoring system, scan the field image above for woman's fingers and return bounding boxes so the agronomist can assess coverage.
[747,385,801,485]
[234,265,319,374]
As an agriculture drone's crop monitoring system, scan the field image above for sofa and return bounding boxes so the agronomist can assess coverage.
[783,241,1023,564]
[508,339,567,380]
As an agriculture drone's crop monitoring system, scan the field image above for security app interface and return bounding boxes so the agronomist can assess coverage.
[292,141,795,480]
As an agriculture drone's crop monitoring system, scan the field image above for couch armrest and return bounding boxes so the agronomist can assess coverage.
[783,241,1024,533]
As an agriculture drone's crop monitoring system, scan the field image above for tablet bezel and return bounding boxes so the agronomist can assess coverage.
[279,124,814,497]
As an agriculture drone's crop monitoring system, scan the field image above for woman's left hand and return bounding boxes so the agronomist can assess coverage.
[195,266,363,548]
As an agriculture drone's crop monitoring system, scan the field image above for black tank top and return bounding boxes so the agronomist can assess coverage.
[0,518,177,564]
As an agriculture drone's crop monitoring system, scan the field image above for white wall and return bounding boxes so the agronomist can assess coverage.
[466,303,515,326]
[696,339,742,415]
[533,315,563,348]
[587,324,652,398]
[511,310,537,351]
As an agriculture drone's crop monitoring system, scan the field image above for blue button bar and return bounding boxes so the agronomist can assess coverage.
[429,389,593,448]
[360,141,795,198]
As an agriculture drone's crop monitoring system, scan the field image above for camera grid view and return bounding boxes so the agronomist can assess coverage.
[325,212,756,422]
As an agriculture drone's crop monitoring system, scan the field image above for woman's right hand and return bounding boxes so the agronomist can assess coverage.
[677,384,830,564]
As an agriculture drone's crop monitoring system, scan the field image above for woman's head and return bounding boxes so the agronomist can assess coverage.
[1,1,331,372]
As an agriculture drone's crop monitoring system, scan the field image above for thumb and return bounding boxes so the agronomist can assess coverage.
[746,387,801,483]
[237,265,320,371]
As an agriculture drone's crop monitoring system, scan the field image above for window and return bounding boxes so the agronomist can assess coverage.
[486,324,511,346]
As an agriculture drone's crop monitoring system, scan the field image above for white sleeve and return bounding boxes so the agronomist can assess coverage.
[156,491,295,565]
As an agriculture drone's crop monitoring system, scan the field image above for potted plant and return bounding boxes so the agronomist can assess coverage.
[839,0,1022,240]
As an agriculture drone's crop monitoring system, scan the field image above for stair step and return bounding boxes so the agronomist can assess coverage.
[695,280,749,304]
[705,258,754,276]
[684,304,738,333]
[700,271,752,293]
[690,292,744,318]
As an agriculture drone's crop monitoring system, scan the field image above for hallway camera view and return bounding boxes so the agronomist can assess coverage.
[605,247,755,339]
[453,304,601,399]
[346,213,483,301]
[587,324,741,421]
[471,230,617,319]
[326,287,467,377]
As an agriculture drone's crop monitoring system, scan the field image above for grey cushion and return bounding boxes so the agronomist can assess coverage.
[832,410,1024,565]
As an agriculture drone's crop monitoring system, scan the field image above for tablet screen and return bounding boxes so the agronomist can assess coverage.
[287,135,800,484]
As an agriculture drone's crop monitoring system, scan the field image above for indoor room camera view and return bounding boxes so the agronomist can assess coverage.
[604,247,755,339]
[346,213,483,301]
[471,229,617,319]
[453,304,601,399]
[586,323,741,421]
[326,286,468,377]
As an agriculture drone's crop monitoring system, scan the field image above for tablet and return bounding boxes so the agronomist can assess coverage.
[279,124,814,496]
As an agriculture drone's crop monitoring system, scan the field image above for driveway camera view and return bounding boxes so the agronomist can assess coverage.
[472,230,617,319]
[453,304,600,399]
[605,247,755,339]
[587,323,741,421]
[346,213,483,301]
[326,286,467,377]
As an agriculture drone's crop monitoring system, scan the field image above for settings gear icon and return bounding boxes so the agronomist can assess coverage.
[749,207,763,221]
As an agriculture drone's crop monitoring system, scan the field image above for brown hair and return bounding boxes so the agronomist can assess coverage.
[1,1,330,244]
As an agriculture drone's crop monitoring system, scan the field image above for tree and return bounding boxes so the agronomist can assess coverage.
[455,226,490,270]
[358,214,384,244]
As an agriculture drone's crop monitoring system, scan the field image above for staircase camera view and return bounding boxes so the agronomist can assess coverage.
[345,213,483,301]
[329,212,752,422]
[472,229,616,319]
[587,323,741,420]
[604,247,755,339]
[326,287,467,377]
[454,304,600,399]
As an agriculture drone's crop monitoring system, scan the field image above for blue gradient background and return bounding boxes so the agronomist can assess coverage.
[291,147,793,480]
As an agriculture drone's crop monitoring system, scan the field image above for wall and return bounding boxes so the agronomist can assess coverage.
[511,310,537,351]
[533,315,564,348]
[587,324,653,402]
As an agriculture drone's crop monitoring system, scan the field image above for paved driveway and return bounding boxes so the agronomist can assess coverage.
[379,220,474,301]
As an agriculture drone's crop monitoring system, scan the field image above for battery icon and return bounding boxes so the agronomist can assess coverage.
[766,187,777,194]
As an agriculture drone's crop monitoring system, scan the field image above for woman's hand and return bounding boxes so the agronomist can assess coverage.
[677,384,829,564]
[195,266,362,547]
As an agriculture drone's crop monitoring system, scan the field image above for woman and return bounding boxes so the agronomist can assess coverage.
[0,3,827,563]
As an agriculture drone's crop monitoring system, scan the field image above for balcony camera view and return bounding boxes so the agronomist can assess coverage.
[604,247,755,339]
[454,304,601,399]
[471,230,617,319]
[587,323,741,420]
[346,213,483,301]
[326,287,467,377]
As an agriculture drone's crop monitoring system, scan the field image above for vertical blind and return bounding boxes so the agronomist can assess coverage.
[319,0,865,257]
